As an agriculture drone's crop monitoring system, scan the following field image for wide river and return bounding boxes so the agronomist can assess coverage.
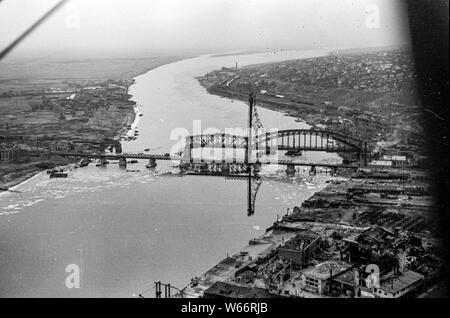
[0,49,336,297]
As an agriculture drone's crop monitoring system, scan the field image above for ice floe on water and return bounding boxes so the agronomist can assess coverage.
[1,158,334,218]
[0,165,173,215]
[0,211,19,216]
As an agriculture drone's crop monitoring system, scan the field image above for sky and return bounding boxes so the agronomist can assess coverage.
[0,0,411,59]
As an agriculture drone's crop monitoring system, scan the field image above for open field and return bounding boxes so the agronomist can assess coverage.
[0,56,186,189]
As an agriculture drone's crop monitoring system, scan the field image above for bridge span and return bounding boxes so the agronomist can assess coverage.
[46,150,360,174]
[184,128,368,165]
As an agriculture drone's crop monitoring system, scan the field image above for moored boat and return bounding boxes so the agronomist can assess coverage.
[78,158,90,168]
[49,172,68,179]
[47,167,64,174]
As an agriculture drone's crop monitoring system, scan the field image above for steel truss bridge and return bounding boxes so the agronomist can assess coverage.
[46,150,360,170]
[186,129,364,153]
[184,128,367,162]
[41,93,368,217]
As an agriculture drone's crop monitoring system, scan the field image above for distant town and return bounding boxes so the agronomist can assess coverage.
[179,47,446,298]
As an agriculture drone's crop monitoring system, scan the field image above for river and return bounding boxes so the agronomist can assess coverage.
[0,49,336,297]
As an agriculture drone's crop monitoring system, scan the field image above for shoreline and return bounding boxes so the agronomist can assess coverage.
[6,170,46,193]
[180,179,339,297]
[180,49,443,298]
[1,56,191,194]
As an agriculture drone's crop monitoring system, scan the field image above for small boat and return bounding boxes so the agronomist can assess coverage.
[139,114,144,117]
[96,160,109,167]
[78,158,90,168]
[50,172,68,179]
[128,160,138,164]
[144,149,150,152]
[47,168,64,174]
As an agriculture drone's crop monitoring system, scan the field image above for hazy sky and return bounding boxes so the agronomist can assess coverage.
[0,0,411,59]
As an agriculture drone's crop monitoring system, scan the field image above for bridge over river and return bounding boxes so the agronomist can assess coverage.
[47,148,362,175]
[46,123,367,176]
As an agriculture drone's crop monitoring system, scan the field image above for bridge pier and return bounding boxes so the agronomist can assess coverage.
[118,157,127,168]
[146,158,157,169]
[309,165,317,176]
[286,164,296,177]
[253,161,262,175]
[265,132,271,156]
[222,163,230,176]
[331,166,337,176]
[115,143,122,154]
[179,163,189,172]
[98,158,108,166]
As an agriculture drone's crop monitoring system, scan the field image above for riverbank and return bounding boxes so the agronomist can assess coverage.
[198,46,426,165]
[0,56,187,192]
[183,47,446,298]
[181,167,443,298]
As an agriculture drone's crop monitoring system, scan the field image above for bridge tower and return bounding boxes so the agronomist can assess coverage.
[247,92,264,163]
[181,136,193,164]
[246,93,254,165]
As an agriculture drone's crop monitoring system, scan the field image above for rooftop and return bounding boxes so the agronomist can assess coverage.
[204,281,285,298]
[278,229,320,251]
[302,261,353,280]
[380,270,424,294]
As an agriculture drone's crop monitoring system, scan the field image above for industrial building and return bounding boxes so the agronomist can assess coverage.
[373,270,424,298]
[277,230,321,268]
[300,261,354,295]
[203,281,285,298]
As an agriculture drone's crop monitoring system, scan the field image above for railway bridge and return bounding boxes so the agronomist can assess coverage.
[39,92,369,217]
[183,128,367,164]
